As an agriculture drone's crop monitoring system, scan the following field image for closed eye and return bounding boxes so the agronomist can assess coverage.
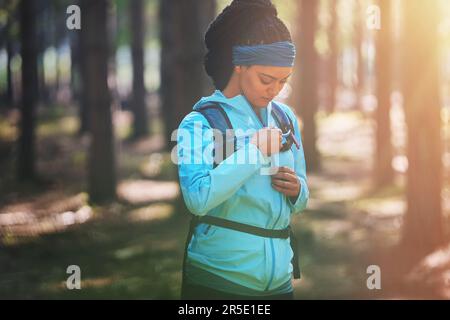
[259,73,291,85]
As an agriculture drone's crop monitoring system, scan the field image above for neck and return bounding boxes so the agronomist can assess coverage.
[222,74,242,98]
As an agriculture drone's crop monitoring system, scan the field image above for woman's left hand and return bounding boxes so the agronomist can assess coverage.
[271,166,300,199]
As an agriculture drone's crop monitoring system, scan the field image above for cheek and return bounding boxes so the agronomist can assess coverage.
[248,78,266,95]
[242,77,263,98]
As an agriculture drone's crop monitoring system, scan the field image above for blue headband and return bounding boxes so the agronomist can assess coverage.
[232,41,296,67]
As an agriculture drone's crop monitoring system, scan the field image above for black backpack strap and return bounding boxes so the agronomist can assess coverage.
[271,102,300,151]
[289,228,301,279]
[196,103,237,168]
[271,101,295,133]
[181,214,199,294]
[198,215,290,239]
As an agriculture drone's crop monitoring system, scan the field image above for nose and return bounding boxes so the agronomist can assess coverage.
[267,84,277,97]
[268,82,283,98]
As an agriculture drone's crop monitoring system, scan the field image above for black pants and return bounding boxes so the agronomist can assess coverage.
[181,281,294,300]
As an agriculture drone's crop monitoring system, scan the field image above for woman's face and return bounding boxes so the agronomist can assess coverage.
[236,65,293,108]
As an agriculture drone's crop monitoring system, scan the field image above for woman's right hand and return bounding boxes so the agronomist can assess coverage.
[250,127,283,157]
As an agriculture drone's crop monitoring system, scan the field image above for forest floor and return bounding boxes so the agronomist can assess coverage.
[0,105,449,299]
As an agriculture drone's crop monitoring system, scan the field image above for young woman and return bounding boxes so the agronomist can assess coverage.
[177,0,309,300]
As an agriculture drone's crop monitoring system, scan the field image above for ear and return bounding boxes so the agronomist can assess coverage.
[234,66,242,74]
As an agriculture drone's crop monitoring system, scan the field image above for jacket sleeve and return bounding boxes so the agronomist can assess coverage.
[177,112,269,216]
[285,108,310,215]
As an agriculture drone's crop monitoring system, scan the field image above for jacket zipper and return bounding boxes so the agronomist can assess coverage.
[265,239,276,291]
[265,195,284,291]
[250,102,278,291]
[244,98,278,291]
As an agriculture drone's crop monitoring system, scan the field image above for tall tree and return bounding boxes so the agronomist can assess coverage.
[129,0,149,139]
[17,0,38,181]
[374,0,393,187]
[292,0,320,171]
[77,0,89,134]
[325,0,338,114]
[52,0,68,101]
[5,12,14,106]
[77,35,90,134]
[355,0,365,109]
[159,0,216,150]
[81,0,116,203]
[402,0,444,255]
[197,0,216,97]
[35,0,52,105]
[68,20,86,133]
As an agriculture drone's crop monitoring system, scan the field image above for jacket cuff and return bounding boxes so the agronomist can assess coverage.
[288,178,308,214]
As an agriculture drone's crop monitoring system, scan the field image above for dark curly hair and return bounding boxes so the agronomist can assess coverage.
[204,0,293,90]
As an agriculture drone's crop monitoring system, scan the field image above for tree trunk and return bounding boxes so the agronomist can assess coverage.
[37,54,48,104]
[159,0,215,150]
[130,0,149,139]
[78,1,90,134]
[6,16,14,106]
[18,0,38,181]
[53,0,66,102]
[374,0,394,187]
[71,28,89,134]
[70,29,81,107]
[198,0,216,97]
[355,0,365,110]
[326,0,338,114]
[35,0,51,105]
[402,0,444,256]
[81,0,116,203]
[292,0,320,172]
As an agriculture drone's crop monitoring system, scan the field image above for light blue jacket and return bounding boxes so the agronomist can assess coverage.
[177,90,309,293]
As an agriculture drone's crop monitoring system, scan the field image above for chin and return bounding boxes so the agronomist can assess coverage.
[252,103,265,109]
[251,99,267,108]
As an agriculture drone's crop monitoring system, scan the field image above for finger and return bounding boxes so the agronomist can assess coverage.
[270,127,282,134]
[273,171,295,179]
[272,181,299,195]
[272,172,287,179]
[278,166,295,173]
[271,183,293,195]
[272,128,282,137]
[273,166,289,174]
[272,179,299,193]
[272,172,298,182]
[271,179,295,189]
[273,180,301,195]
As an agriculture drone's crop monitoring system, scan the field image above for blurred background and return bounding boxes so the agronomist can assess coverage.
[0,0,449,299]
